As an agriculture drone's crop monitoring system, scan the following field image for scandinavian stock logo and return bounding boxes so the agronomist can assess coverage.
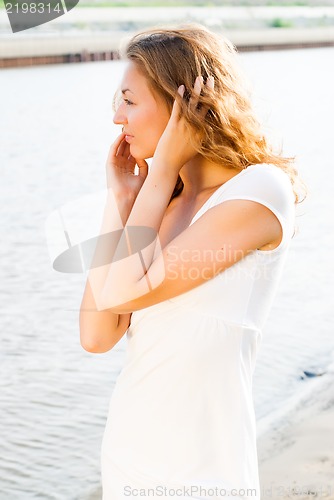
[5,0,80,33]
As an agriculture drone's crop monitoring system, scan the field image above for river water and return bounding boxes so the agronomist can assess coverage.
[1,47,333,499]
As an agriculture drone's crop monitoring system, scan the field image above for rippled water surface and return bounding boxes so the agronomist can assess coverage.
[1,48,334,499]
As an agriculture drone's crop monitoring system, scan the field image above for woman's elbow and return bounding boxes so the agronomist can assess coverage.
[80,330,114,353]
[80,338,107,353]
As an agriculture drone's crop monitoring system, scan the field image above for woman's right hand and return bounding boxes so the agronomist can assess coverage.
[105,131,149,203]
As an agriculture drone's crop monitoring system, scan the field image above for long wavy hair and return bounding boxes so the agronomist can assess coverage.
[116,23,306,204]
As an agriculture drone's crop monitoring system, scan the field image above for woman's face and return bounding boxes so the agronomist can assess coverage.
[113,61,171,160]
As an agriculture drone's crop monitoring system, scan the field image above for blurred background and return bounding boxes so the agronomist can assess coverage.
[1,1,334,499]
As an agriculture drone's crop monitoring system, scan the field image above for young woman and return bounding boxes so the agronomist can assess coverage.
[80,24,305,500]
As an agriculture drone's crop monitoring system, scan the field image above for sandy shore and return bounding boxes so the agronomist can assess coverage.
[257,370,334,500]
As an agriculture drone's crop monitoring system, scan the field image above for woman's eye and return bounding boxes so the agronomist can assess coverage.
[123,99,133,106]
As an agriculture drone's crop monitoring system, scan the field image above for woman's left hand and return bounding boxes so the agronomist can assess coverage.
[151,75,214,172]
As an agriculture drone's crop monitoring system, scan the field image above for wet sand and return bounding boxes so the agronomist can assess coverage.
[258,372,334,500]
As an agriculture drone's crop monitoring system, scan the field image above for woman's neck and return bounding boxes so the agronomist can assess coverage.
[178,155,240,199]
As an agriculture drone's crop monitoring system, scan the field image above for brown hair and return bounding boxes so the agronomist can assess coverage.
[118,23,306,204]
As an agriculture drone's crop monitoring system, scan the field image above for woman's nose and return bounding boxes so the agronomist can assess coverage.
[113,106,127,125]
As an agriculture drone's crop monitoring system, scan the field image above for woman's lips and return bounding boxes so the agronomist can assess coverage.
[125,135,133,142]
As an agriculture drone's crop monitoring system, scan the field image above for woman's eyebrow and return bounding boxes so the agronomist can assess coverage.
[121,88,134,95]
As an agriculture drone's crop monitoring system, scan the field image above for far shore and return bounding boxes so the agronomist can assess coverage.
[1,26,334,68]
[1,5,334,66]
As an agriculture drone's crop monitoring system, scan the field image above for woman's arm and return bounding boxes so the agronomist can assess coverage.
[79,281,131,353]
[101,197,282,313]
[79,125,149,353]
[79,194,134,353]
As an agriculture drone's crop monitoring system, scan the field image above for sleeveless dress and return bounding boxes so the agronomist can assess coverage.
[101,164,296,500]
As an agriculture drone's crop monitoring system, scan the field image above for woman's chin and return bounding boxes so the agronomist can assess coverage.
[131,145,153,162]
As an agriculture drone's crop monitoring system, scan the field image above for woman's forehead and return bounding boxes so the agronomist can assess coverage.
[121,61,150,97]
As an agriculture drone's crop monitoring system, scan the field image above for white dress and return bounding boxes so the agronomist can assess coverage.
[101,164,296,500]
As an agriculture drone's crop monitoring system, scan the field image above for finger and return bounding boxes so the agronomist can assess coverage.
[170,85,185,121]
[108,132,126,159]
[116,137,128,156]
[178,84,185,98]
[199,75,214,118]
[124,148,136,173]
[127,153,135,162]
[122,141,131,159]
[127,155,137,172]
[207,75,215,90]
[136,159,149,179]
[189,75,203,109]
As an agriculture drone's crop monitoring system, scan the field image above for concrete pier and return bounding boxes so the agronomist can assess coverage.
[1,27,334,68]
[0,32,124,68]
